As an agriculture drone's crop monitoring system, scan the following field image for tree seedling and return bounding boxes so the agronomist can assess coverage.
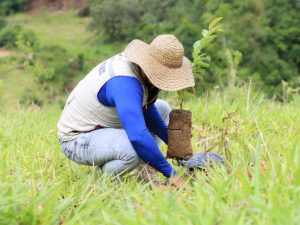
[177,17,223,109]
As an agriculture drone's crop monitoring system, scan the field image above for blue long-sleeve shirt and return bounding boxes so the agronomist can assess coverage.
[97,76,175,177]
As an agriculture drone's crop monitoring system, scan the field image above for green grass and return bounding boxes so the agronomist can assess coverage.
[7,11,91,54]
[0,58,36,112]
[7,10,125,59]
[1,88,299,225]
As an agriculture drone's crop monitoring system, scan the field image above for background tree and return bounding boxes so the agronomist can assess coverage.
[88,0,143,42]
[88,0,300,98]
[0,0,31,15]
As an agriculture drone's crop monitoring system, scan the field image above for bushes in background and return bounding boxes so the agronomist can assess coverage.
[88,0,300,97]
[0,17,37,49]
[18,42,85,106]
[88,0,142,42]
[0,17,7,30]
[34,45,84,90]
[0,24,38,49]
[0,0,31,15]
[0,15,85,107]
[77,6,90,17]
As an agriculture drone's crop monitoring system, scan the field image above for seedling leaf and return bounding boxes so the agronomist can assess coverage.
[209,17,223,31]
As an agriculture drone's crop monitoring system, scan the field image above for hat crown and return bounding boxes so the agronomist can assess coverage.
[149,35,184,68]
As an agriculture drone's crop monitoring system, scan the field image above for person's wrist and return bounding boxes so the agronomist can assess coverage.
[168,173,185,187]
[169,169,176,178]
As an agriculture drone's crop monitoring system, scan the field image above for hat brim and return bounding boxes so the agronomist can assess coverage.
[124,39,195,91]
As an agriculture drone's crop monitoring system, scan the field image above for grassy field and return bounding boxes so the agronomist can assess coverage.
[6,10,125,59]
[0,87,299,225]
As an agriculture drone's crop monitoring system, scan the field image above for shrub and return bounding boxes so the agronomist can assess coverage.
[77,6,90,17]
[0,25,38,49]
[88,0,142,41]
[17,40,85,106]
[0,0,31,15]
[88,0,300,97]
[20,89,44,107]
[36,45,84,90]
[0,17,7,30]
[0,79,4,108]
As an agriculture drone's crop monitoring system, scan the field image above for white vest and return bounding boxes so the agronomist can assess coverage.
[57,53,148,141]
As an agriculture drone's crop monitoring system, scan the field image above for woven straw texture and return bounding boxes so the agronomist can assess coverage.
[124,34,195,91]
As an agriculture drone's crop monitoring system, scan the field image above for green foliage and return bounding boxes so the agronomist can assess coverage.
[281,80,300,103]
[177,89,185,109]
[0,0,30,15]
[77,6,91,17]
[0,17,7,30]
[201,0,300,97]
[88,0,143,42]
[0,79,3,108]
[0,24,37,49]
[225,49,242,88]
[177,17,223,109]
[192,17,223,79]
[35,45,83,89]
[88,0,300,97]
[16,35,84,106]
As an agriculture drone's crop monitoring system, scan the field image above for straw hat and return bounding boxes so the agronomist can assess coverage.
[124,34,195,91]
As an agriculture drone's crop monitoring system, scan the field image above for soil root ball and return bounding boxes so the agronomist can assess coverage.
[167,109,193,160]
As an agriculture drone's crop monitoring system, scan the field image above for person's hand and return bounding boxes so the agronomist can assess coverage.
[168,174,186,188]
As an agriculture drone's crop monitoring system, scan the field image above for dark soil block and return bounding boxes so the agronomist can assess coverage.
[167,109,193,160]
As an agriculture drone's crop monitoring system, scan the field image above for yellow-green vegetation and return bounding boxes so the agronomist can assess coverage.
[7,11,90,54]
[0,11,125,111]
[0,61,34,111]
[1,88,299,225]
[6,10,123,58]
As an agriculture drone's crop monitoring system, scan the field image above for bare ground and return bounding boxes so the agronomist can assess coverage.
[0,49,15,58]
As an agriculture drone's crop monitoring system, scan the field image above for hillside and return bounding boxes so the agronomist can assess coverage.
[0,10,124,111]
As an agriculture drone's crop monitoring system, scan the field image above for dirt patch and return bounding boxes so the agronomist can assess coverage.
[167,109,193,160]
[29,0,85,14]
[0,49,14,58]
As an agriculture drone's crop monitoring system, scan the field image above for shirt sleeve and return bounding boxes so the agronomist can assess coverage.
[97,76,175,177]
[143,104,168,144]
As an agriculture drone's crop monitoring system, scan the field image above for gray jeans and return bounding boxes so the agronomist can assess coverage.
[59,99,171,176]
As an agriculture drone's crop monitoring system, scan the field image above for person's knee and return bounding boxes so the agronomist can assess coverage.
[100,149,140,175]
[155,99,171,124]
[118,140,141,171]
[122,149,141,170]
